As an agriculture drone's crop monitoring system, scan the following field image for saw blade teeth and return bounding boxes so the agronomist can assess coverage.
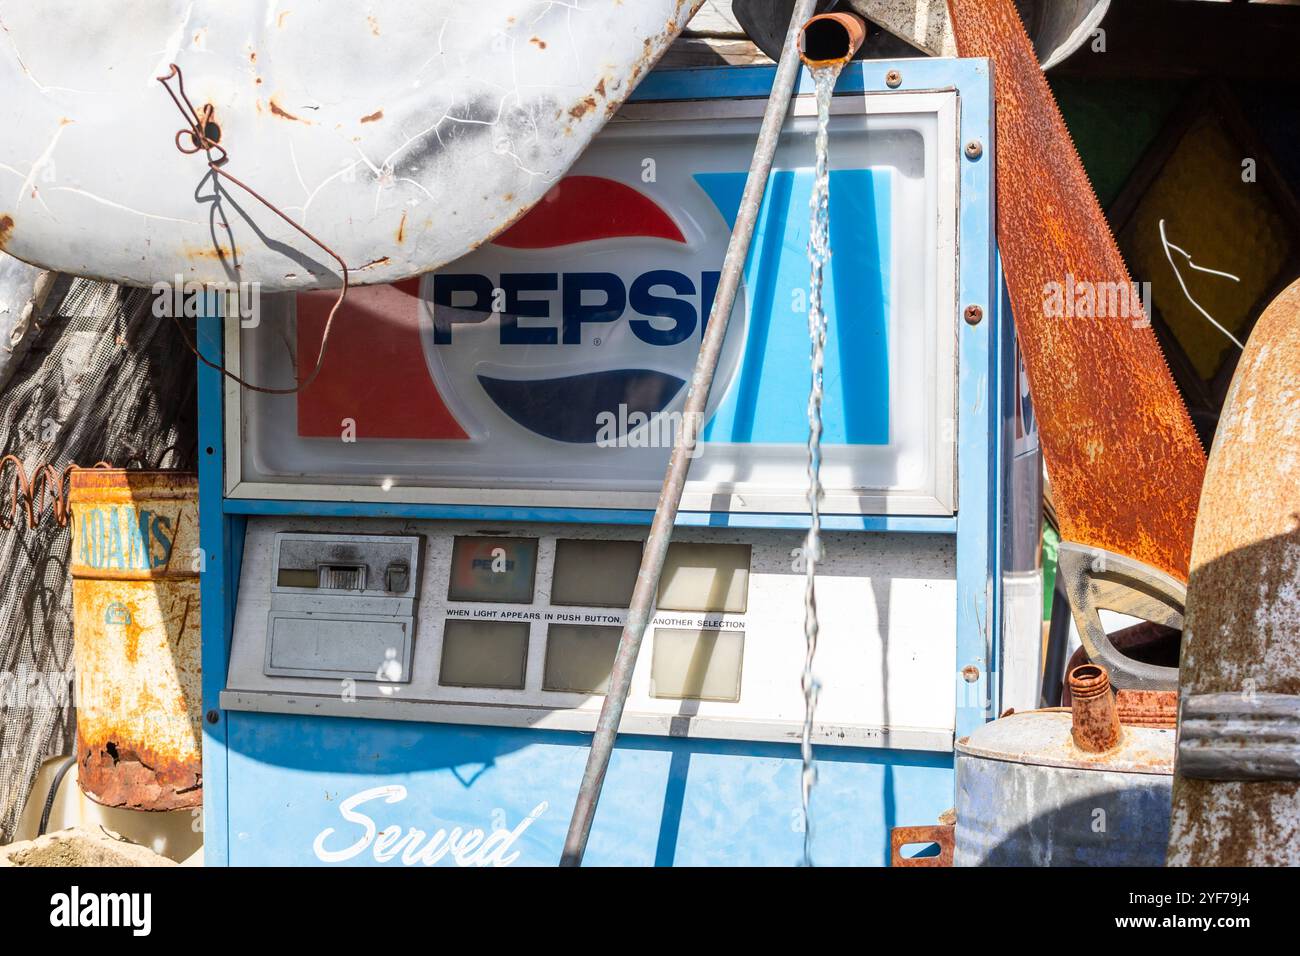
[1034,78,1202,448]
[948,0,1207,579]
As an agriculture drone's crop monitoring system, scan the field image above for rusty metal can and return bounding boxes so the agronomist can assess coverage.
[955,710,1174,866]
[69,469,201,811]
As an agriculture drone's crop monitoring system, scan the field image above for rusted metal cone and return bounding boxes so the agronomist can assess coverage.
[798,12,867,68]
[1069,663,1122,752]
[1168,277,1300,866]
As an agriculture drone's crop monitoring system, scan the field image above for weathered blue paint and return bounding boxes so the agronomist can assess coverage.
[77,505,176,571]
[223,496,958,534]
[953,60,1000,739]
[200,60,999,866]
[198,299,236,867]
[225,712,953,867]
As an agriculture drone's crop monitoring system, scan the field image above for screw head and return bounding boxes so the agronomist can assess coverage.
[962,665,981,683]
[964,304,984,325]
[205,709,220,725]
[885,70,902,89]
[965,140,984,160]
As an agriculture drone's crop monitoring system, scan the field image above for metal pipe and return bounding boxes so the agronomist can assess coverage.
[1069,663,1122,753]
[558,0,823,867]
[798,11,867,68]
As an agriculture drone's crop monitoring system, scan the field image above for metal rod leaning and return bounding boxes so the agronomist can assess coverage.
[558,0,823,867]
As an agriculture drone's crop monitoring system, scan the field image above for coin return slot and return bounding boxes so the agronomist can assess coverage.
[650,627,744,702]
[543,624,622,694]
[658,543,751,613]
[439,619,530,690]
[318,564,365,591]
[551,539,642,608]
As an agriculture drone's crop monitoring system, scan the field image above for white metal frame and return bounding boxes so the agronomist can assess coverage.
[223,90,960,516]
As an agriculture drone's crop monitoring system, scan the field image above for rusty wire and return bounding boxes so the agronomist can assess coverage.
[0,459,153,529]
[0,458,76,529]
[156,63,350,395]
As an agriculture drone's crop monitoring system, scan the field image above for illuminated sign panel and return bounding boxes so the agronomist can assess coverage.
[229,92,959,515]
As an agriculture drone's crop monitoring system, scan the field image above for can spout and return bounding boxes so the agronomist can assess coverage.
[798,12,868,69]
[1069,664,1123,753]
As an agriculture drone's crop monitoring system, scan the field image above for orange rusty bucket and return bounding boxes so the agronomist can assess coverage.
[69,469,201,811]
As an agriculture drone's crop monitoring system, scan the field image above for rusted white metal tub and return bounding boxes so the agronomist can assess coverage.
[0,1,703,289]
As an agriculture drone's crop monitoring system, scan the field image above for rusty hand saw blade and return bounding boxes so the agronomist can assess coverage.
[946,0,1207,689]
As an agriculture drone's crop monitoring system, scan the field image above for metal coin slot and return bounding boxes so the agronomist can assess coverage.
[262,533,422,681]
[318,563,366,591]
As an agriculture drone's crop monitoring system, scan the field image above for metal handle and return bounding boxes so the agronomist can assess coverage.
[1056,541,1186,691]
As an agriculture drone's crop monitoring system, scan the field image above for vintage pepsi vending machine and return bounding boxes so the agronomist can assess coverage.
[198,58,1039,866]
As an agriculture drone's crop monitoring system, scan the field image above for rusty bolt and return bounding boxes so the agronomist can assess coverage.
[964,304,984,325]
[965,140,983,160]
[206,709,220,725]
[961,665,980,683]
[885,69,902,89]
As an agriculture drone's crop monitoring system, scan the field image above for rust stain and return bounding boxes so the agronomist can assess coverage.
[0,214,12,250]
[367,14,380,36]
[182,242,239,261]
[396,211,407,244]
[269,96,308,123]
[360,109,384,124]
[277,10,291,28]
[123,608,141,665]
[530,36,546,49]
[77,732,201,811]
[357,256,390,270]
[1115,689,1178,728]
[569,95,597,120]
[890,825,954,867]
[595,77,607,98]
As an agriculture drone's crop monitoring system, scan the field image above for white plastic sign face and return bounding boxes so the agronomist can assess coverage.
[232,92,960,516]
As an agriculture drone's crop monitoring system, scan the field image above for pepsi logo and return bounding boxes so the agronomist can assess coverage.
[294,165,891,465]
[420,175,742,446]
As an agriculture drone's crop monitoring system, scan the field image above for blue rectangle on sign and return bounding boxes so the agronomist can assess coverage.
[697,169,891,446]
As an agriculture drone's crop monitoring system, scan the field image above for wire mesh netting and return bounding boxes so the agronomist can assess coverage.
[0,278,196,842]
